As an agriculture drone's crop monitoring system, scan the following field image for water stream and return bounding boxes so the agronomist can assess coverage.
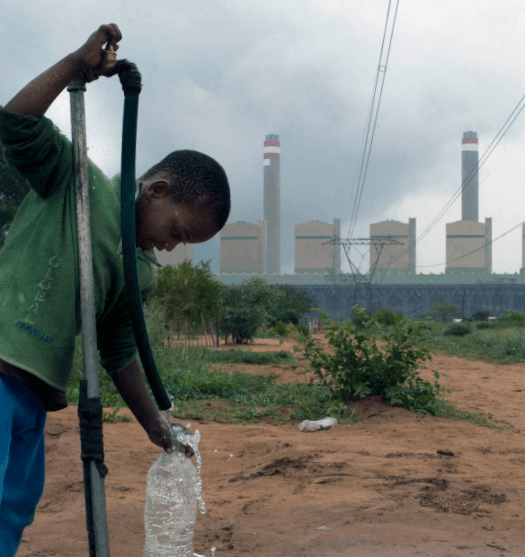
[162,409,212,556]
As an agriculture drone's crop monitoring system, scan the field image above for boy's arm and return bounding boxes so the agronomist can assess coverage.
[112,359,195,457]
[4,23,122,118]
[4,54,83,118]
[112,359,173,452]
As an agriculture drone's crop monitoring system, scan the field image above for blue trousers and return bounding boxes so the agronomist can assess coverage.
[0,375,47,556]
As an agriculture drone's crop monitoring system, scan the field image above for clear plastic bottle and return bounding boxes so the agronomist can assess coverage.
[298,417,338,432]
[143,423,199,557]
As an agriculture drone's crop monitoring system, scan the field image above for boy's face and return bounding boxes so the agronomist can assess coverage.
[135,179,217,252]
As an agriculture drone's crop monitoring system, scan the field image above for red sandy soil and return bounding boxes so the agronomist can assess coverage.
[18,335,525,557]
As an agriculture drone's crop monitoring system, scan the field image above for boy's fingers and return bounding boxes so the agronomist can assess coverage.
[106,23,122,48]
[94,24,121,50]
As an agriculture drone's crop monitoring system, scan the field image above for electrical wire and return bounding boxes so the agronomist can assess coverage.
[417,220,523,268]
[345,0,401,241]
[381,92,525,269]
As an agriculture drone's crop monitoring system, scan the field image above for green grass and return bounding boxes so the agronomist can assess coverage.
[424,322,525,365]
[201,349,296,366]
[67,331,351,425]
[65,305,520,433]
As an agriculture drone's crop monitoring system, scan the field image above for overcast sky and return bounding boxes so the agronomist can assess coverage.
[2,0,525,275]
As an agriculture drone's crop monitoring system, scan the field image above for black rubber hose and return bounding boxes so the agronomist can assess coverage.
[114,59,171,411]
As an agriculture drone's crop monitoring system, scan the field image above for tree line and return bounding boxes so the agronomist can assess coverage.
[145,262,316,344]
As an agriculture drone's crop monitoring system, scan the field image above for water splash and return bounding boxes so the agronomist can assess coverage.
[162,410,206,515]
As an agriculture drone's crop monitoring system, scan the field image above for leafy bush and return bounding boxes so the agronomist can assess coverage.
[221,306,265,344]
[148,260,223,338]
[296,323,311,338]
[420,302,462,324]
[443,322,472,337]
[297,309,450,415]
[499,310,525,323]
[350,306,372,330]
[268,308,299,326]
[272,320,289,337]
[375,308,404,327]
[470,308,495,322]
[476,321,492,330]
[219,279,315,344]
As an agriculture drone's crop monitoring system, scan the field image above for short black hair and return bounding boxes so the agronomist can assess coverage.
[140,150,230,231]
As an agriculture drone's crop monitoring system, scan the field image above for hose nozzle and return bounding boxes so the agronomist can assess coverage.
[102,44,118,71]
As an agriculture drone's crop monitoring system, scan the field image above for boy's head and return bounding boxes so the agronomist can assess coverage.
[135,150,230,252]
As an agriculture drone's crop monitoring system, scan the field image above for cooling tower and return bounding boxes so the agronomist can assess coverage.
[263,134,281,274]
[462,131,479,222]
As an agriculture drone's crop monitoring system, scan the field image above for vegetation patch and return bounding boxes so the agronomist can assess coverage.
[202,349,295,366]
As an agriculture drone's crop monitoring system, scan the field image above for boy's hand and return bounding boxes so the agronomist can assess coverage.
[147,417,195,458]
[72,23,122,83]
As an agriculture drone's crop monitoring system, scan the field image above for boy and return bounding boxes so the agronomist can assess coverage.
[0,24,230,554]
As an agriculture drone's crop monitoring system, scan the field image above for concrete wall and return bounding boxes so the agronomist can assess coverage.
[295,220,339,273]
[153,244,193,267]
[220,221,262,273]
[370,220,410,270]
[446,220,485,272]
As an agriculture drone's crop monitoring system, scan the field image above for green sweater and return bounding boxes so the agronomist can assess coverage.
[0,106,160,406]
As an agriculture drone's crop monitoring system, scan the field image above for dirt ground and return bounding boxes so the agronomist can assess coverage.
[18,334,525,557]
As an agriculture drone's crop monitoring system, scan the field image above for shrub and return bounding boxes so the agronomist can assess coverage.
[220,306,265,344]
[268,308,299,326]
[272,320,289,337]
[470,308,495,322]
[375,308,404,327]
[499,310,525,323]
[149,261,223,338]
[351,306,372,330]
[476,321,492,330]
[296,310,450,415]
[296,323,311,338]
[443,322,472,337]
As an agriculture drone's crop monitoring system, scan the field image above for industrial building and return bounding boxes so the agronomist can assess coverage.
[369,218,416,273]
[445,218,492,274]
[202,128,524,319]
[220,219,267,274]
[295,219,341,274]
[445,132,492,274]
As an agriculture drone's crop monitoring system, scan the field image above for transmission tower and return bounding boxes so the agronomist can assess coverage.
[325,237,402,314]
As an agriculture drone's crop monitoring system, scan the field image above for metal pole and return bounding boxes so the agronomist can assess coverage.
[68,79,110,557]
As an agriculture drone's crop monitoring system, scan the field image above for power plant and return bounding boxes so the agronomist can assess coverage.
[154,131,525,319]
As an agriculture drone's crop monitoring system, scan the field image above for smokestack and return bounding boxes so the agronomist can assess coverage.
[263,134,281,274]
[462,131,479,222]
[408,217,416,273]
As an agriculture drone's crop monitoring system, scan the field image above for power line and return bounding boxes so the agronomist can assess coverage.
[417,220,523,269]
[345,0,401,241]
[381,92,525,269]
